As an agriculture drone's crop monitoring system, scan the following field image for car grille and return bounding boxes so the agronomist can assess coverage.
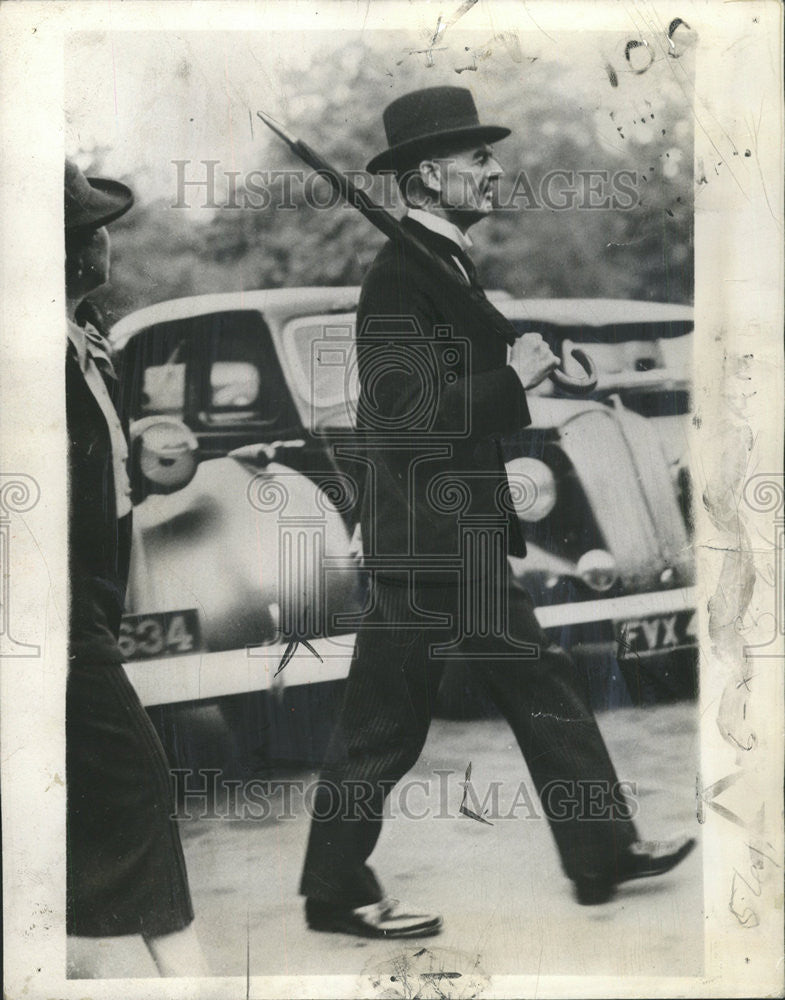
[558,406,693,592]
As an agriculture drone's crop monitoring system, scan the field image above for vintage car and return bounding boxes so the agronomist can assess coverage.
[109,289,696,771]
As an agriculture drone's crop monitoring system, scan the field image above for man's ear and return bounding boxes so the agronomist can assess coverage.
[419,159,442,196]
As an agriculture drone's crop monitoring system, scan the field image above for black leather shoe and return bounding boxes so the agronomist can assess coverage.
[306,897,443,938]
[617,835,696,882]
[573,873,616,905]
[574,835,696,905]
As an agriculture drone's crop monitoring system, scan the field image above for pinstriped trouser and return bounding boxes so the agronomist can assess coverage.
[299,575,639,908]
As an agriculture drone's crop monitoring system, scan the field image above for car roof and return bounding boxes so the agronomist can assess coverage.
[109,287,363,350]
[110,289,694,349]
[502,298,693,327]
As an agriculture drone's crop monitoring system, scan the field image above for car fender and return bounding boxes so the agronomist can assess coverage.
[125,456,359,652]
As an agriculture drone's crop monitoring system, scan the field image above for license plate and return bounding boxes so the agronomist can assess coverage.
[615,610,696,658]
[119,609,201,662]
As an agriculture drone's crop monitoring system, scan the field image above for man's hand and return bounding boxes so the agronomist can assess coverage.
[509,333,560,390]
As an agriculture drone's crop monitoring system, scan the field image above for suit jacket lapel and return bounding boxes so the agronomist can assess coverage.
[399,216,516,347]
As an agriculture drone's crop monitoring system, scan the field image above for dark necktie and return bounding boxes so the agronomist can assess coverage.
[450,248,498,316]
[401,219,517,346]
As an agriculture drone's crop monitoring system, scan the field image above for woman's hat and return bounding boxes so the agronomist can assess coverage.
[65,158,134,230]
[366,86,511,174]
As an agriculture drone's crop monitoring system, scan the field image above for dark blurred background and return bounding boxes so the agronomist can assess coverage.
[68,29,694,324]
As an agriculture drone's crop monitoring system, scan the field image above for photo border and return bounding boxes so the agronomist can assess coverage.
[1,2,782,997]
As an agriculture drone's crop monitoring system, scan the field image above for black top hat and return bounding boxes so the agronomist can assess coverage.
[366,86,510,174]
[65,158,134,231]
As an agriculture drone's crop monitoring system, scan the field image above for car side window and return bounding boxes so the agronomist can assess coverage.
[124,329,188,417]
[124,310,296,429]
[197,312,272,424]
[210,361,260,409]
[142,355,186,415]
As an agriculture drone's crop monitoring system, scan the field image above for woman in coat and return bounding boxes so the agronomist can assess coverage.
[64,158,208,977]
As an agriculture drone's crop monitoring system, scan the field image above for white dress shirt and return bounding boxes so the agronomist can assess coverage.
[406,208,474,283]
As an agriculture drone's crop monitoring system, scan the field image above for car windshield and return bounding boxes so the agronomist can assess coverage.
[509,316,693,399]
[280,317,359,430]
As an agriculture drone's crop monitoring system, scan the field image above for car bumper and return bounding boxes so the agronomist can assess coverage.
[537,585,698,708]
[533,585,696,630]
[125,586,697,709]
[124,632,357,707]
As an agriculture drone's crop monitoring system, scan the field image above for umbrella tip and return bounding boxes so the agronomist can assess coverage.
[256,110,295,145]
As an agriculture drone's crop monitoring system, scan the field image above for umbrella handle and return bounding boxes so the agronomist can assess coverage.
[550,347,598,395]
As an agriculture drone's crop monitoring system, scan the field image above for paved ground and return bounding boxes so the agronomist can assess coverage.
[68,702,702,981]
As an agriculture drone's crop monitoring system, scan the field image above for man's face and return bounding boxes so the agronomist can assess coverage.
[82,226,111,288]
[422,142,504,226]
[66,225,111,299]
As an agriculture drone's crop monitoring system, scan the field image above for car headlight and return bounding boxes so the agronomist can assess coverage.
[131,416,199,494]
[577,549,617,592]
[504,457,557,522]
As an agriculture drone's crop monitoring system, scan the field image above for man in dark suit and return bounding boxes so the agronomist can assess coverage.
[299,87,694,938]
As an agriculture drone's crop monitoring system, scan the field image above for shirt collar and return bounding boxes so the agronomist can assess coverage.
[406,208,473,253]
[67,318,117,379]
[67,319,89,371]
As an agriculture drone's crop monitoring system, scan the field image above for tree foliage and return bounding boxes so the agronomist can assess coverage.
[88,33,693,325]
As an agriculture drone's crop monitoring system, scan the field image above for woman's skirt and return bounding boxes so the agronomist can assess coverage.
[66,660,194,937]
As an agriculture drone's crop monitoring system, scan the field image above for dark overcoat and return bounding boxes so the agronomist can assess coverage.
[355,216,531,584]
[66,342,132,665]
[66,323,193,938]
